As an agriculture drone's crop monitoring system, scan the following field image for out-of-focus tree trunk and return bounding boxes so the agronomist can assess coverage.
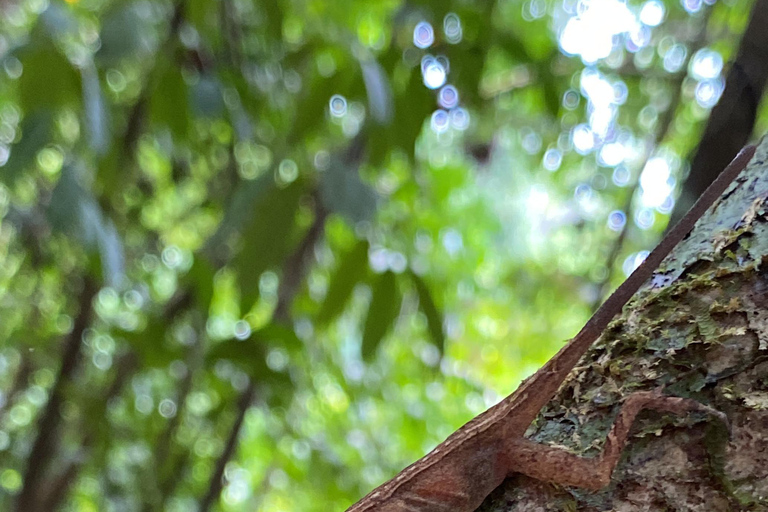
[670,0,768,227]
[480,137,768,511]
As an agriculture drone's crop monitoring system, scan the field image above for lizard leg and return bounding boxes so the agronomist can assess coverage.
[502,390,727,491]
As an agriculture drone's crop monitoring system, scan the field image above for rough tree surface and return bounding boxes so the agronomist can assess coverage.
[480,137,768,511]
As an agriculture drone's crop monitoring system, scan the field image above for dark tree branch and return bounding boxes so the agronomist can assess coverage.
[15,276,98,512]
[669,0,768,225]
[198,380,255,512]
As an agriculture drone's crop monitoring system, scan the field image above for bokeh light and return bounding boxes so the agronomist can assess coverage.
[413,21,434,49]
[421,55,447,89]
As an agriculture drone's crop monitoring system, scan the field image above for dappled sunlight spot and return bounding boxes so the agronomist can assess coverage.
[623,250,650,276]
[9,403,32,426]
[277,158,299,185]
[443,13,463,44]
[3,56,22,79]
[572,124,595,154]
[313,149,330,171]
[525,185,550,218]
[430,109,450,133]
[599,141,625,166]
[691,48,723,79]
[634,207,655,229]
[543,147,562,171]
[562,89,580,110]
[682,0,704,14]
[695,78,724,108]
[93,351,112,370]
[161,245,183,269]
[266,347,289,371]
[581,69,615,109]
[97,287,120,314]
[134,393,153,415]
[639,156,674,208]
[223,478,251,505]
[613,81,629,104]
[421,55,447,89]
[521,130,542,154]
[158,398,177,418]
[449,107,470,130]
[329,94,347,118]
[663,43,687,72]
[25,385,46,407]
[658,194,675,214]
[438,85,459,109]
[627,24,652,52]
[0,469,21,493]
[413,21,434,49]
[559,0,637,63]
[607,210,626,231]
[206,315,235,339]
[640,0,665,26]
[523,0,548,20]
[37,146,63,176]
[441,228,463,256]
[574,183,599,216]
[234,319,251,340]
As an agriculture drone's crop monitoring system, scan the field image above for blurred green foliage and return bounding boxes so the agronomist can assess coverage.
[0,0,763,510]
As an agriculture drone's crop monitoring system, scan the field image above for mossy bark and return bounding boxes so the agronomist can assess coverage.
[479,137,768,512]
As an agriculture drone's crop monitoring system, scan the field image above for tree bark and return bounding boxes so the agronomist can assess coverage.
[480,136,768,511]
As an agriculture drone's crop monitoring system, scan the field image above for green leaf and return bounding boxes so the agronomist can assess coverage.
[191,75,225,118]
[149,59,190,140]
[234,180,305,309]
[206,324,300,395]
[120,319,180,368]
[82,64,110,154]
[186,256,217,312]
[409,271,445,355]
[96,3,152,64]
[361,271,400,361]
[204,171,272,259]
[1,110,53,184]
[319,154,378,225]
[47,165,125,286]
[18,46,81,111]
[360,58,393,125]
[317,240,369,326]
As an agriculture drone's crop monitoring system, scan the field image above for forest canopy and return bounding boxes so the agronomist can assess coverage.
[0,0,765,510]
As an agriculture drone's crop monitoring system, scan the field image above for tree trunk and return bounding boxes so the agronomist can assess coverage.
[479,137,768,511]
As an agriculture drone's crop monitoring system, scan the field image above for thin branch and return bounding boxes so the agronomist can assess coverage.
[199,197,327,511]
[37,288,189,510]
[198,380,255,512]
[15,276,98,512]
[0,353,32,422]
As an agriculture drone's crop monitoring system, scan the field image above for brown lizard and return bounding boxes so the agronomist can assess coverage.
[347,144,756,512]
